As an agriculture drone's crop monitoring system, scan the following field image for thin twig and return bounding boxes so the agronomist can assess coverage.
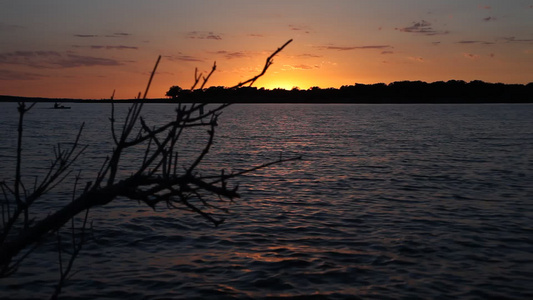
[230,39,293,89]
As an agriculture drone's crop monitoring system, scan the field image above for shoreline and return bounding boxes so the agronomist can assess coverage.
[3,80,531,104]
[1,95,532,104]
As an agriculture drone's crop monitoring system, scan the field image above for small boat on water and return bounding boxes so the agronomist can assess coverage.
[52,102,71,109]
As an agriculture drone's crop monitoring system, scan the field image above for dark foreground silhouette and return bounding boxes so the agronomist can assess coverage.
[1,80,532,103]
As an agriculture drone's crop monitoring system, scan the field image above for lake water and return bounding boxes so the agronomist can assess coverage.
[0,102,532,299]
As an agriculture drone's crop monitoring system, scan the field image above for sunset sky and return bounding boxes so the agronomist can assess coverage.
[1,0,532,99]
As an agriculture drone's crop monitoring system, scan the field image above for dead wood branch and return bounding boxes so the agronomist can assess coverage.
[0,40,297,291]
[230,39,292,89]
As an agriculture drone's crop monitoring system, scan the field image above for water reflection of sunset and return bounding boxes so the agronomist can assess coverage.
[2,101,531,298]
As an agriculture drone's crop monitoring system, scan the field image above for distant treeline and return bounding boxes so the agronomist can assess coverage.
[170,80,532,103]
[2,80,532,104]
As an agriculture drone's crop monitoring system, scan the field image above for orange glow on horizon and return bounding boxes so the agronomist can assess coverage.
[258,77,310,91]
[1,2,531,99]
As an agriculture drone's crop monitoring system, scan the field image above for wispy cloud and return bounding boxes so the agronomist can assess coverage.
[502,37,533,43]
[0,51,122,68]
[106,32,131,37]
[297,53,323,58]
[407,56,425,63]
[396,20,449,36]
[72,45,138,50]
[317,45,392,51]
[74,32,132,38]
[462,53,495,60]
[283,64,319,70]
[74,34,98,38]
[463,53,480,60]
[457,40,495,45]
[478,5,492,10]
[187,31,222,40]
[483,16,497,22]
[165,54,204,62]
[213,50,249,60]
[289,24,312,34]
[53,55,121,68]
[0,69,45,81]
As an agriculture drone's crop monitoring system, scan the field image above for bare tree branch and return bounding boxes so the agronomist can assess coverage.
[0,40,297,297]
[230,39,293,89]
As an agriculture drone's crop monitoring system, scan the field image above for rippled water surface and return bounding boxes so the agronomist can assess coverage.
[1,103,532,299]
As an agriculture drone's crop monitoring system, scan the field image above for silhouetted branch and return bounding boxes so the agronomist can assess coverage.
[200,61,217,90]
[191,67,202,90]
[230,39,293,89]
[0,40,296,298]
[142,55,161,100]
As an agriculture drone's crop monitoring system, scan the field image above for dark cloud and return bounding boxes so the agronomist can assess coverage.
[381,51,394,55]
[187,31,222,40]
[106,45,137,50]
[57,55,122,67]
[75,32,131,38]
[289,24,312,34]
[72,45,138,50]
[109,32,131,37]
[463,52,496,60]
[74,34,98,38]
[248,33,265,38]
[396,20,449,36]
[502,37,533,43]
[165,54,204,62]
[0,51,122,68]
[317,45,392,51]
[0,69,45,81]
[214,50,248,60]
[457,40,495,45]
[483,16,497,22]
[0,51,61,64]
